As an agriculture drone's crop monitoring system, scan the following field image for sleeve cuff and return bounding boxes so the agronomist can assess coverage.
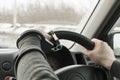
[110,60,120,78]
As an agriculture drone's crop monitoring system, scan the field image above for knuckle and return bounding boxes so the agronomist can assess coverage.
[98,40,104,45]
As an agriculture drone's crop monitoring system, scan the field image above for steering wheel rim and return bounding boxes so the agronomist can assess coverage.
[49,30,94,50]
[48,30,107,80]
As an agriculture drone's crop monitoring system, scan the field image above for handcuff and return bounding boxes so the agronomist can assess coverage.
[48,31,62,51]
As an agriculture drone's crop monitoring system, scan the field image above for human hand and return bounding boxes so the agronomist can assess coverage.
[34,26,52,41]
[83,38,116,70]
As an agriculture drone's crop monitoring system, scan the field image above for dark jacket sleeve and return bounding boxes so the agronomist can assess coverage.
[110,60,120,79]
[15,30,59,80]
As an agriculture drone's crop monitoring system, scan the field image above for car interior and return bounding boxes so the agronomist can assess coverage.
[0,0,120,80]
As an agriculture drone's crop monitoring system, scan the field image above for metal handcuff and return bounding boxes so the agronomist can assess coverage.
[49,31,63,51]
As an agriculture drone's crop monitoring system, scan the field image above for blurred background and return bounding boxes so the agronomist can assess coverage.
[0,0,103,48]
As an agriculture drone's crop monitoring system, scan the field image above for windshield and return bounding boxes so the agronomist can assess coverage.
[0,0,99,48]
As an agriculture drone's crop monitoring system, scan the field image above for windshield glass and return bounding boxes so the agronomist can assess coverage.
[0,0,99,48]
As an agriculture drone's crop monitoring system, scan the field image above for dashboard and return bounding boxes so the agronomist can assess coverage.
[0,49,17,80]
[0,49,93,80]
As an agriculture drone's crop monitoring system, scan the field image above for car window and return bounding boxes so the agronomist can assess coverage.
[111,17,120,32]
[0,0,99,48]
[109,17,120,55]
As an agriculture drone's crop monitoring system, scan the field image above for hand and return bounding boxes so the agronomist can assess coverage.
[83,38,116,70]
[34,26,52,41]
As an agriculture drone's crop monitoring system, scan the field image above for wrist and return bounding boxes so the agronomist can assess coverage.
[17,30,45,48]
[104,58,116,70]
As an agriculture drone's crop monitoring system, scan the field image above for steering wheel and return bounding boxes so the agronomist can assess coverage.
[48,31,107,80]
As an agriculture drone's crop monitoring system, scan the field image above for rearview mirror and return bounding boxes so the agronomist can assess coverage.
[109,32,120,56]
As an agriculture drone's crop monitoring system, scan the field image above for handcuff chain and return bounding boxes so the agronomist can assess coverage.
[49,31,62,51]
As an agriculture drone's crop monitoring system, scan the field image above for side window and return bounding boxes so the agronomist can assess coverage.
[111,18,120,32]
[109,17,120,56]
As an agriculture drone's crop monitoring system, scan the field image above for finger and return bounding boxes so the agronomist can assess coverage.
[34,26,52,40]
[45,34,52,40]
[91,38,103,48]
[82,49,89,56]
[91,38,100,43]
